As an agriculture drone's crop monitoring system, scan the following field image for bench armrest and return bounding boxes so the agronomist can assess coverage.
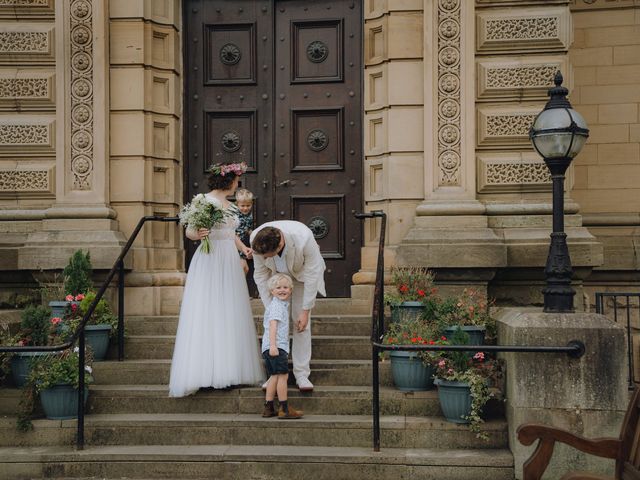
[517,424,620,480]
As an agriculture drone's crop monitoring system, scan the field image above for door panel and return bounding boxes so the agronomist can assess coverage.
[185,0,362,297]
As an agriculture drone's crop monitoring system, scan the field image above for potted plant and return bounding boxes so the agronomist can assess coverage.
[27,347,93,420]
[9,304,53,387]
[62,291,118,361]
[44,251,93,319]
[382,317,444,391]
[384,266,438,323]
[436,288,496,349]
[431,330,502,440]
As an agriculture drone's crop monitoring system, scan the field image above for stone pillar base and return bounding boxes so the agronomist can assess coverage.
[19,217,128,271]
[123,271,186,316]
[497,308,628,479]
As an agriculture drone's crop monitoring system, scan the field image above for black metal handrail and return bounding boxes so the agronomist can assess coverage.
[595,292,640,389]
[0,215,179,449]
[353,211,587,452]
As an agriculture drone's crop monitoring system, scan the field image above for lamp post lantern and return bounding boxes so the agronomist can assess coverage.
[530,71,589,313]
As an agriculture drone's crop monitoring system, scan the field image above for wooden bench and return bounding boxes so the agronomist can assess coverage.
[517,388,639,480]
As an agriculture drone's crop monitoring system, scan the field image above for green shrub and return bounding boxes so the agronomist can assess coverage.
[19,304,52,346]
[63,250,93,296]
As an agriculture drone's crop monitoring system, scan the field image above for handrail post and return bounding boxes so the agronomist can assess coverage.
[354,210,386,452]
[77,328,85,450]
[118,258,125,362]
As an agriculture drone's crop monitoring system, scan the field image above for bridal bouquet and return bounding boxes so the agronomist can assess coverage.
[178,194,227,254]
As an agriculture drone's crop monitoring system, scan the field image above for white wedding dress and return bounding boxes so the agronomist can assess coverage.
[169,195,265,397]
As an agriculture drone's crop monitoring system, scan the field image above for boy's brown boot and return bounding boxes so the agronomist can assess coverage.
[262,402,276,418]
[277,405,303,419]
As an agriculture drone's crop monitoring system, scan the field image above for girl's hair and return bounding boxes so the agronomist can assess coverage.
[251,227,281,254]
[207,163,239,191]
[235,188,254,202]
[268,273,293,291]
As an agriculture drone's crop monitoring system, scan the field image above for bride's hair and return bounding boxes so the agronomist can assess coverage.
[207,163,239,191]
[252,227,281,254]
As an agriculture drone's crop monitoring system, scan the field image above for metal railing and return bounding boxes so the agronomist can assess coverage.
[595,292,640,389]
[0,215,179,449]
[353,211,586,452]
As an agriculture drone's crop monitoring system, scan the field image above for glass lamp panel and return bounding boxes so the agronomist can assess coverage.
[568,134,587,158]
[533,131,573,159]
[532,108,572,131]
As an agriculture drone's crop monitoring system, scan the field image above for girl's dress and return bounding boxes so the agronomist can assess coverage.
[169,194,264,397]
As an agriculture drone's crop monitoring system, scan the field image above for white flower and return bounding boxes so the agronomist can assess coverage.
[85,365,93,373]
[73,346,79,353]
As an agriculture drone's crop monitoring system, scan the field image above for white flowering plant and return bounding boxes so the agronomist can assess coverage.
[178,194,229,254]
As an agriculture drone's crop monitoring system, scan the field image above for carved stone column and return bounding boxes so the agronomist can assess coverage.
[19,0,127,271]
[396,0,506,293]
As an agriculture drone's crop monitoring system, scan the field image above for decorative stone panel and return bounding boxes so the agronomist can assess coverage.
[569,0,636,11]
[477,152,551,193]
[0,165,54,197]
[0,69,55,109]
[0,23,55,63]
[365,16,386,66]
[477,104,544,148]
[476,7,571,53]
[0,0,54,18]
[69,0,94,190]
[436,0,463,186]
[0,115,55,154]
[477,56,569,101]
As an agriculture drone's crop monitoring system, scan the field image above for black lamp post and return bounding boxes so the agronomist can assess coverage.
[530,71,589,313]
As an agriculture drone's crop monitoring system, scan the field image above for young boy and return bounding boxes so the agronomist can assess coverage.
[235,189,258,296]
[261,273,303,419]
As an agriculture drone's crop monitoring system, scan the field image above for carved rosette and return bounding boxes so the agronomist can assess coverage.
[436,0,462,186]
[70,0,94,190]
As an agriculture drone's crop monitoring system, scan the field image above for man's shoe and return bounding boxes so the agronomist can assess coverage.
[262,405,277,418]
[278,406,303,419]
[297,377,314,392]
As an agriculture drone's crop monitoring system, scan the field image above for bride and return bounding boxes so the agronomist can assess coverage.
[169,162,265,397]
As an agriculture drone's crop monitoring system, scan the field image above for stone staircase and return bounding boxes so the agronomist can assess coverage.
[0,299,515,479]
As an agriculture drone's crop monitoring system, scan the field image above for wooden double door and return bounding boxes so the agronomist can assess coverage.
[184,0,363,297]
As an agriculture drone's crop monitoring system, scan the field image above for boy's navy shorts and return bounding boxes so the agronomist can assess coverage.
[262,348,289,376]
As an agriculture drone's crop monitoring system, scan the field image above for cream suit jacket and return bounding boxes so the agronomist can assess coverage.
[251,220,326,310]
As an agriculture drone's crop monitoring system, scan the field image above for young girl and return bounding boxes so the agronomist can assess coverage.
[169,162,264,397]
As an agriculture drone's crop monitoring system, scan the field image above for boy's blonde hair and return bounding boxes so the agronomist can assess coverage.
[267,273,293,291]
[235,188,254,202]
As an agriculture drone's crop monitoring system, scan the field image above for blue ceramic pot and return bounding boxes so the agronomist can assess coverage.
[85,324,111,361]
[390,301,425,324]
[10,351,49,387]
[39,384,89,420]
[434,378,472,424]
[389,350,434,391]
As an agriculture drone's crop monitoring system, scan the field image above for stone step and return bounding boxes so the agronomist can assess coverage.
[91,359,392,386]
[119,335,371,360]
[0,413,509,450]
[0,444,515,480]
[124,314,372,337]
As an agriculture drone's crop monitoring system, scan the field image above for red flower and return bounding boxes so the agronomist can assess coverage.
[411,337,417,343]
[75,293,85,301]
[399,285,409,293]
[51,317,62,325]
[441,336,447,341]
[429,340,435,345]
[71,303,78,312]
[417,289,425,297]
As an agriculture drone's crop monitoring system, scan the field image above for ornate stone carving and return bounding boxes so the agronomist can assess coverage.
[436,0,462,186]
[478,154,552,193]
[0,169,49,193]
[0,32,49,53]
[69,0,94,190]
[477,57,568,100]
[0,123,50,145]
[0,0,49,5]
[477,8,570,53]
[0,78,49,98]
[570,0,635,11]
[485,114,536,138]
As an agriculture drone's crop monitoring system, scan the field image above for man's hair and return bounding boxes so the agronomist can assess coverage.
[252,227,281,254]
[235,188,254,202]
[267,273,293,291]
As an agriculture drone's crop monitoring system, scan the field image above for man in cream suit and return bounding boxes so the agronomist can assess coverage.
[251,220,326,392]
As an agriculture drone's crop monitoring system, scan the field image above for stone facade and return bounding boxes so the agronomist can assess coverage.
[0,0,638,316]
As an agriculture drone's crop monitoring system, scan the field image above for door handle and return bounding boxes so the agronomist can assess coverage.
[278,179,291,187]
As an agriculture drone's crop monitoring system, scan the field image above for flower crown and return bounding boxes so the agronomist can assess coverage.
[208,162,247,177]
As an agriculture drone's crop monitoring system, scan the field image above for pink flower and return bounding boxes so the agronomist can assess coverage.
[65,294,74,301]
[473,352,485,361]
[438,359,446,368]
[71,303,78,312]
[447,368,454,374]
[75,293,85,301]
[51,317,62,325]
[17,340,25,346]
